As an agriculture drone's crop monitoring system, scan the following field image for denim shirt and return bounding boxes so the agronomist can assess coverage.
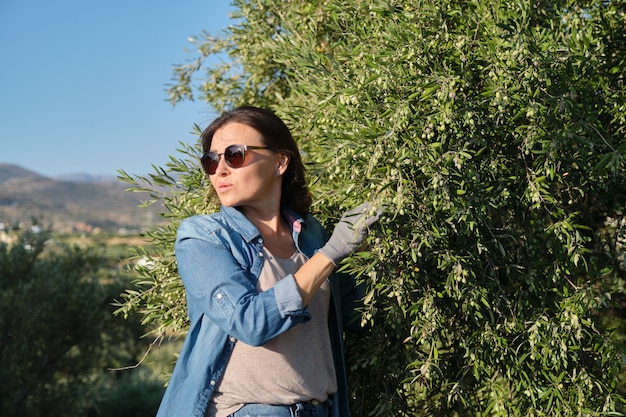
[156,205,359,417]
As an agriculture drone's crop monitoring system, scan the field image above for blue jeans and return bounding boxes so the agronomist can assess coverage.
[230,400,330,417]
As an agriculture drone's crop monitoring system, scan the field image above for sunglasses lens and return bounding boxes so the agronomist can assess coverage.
[201,152,220,175]
[224,145,245,168]
[201,145,250,175]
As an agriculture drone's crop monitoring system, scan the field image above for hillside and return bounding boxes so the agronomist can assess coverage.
[0,164,165,232]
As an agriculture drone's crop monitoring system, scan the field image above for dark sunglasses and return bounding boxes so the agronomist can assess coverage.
[201,144,271,175]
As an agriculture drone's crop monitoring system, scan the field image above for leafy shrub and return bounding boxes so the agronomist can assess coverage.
[120,0,626,415]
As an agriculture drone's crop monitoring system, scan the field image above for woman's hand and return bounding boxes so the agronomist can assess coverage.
[319,202,383,266]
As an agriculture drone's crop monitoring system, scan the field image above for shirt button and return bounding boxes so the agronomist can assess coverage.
[229,336,236,342]
[216,293,223,300]
[258,238,263,244]
[210,380,216,386]
[259,252,264,257]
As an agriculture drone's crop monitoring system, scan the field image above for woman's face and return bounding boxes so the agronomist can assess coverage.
[209,122,287,212]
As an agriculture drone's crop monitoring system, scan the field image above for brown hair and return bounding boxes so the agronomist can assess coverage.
[200,106,312,216]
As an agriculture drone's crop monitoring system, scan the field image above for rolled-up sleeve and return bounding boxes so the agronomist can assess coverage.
[272,274,311,319]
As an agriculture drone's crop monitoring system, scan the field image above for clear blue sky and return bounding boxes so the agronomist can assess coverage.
[0,0,232,178]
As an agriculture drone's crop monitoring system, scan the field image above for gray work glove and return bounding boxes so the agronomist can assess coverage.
[319,201,383,266]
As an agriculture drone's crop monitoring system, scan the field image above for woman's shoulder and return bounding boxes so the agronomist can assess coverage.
[177,212,225,237]
[302,212,326,232]
[299,212,329,247]
[177,206,259,241]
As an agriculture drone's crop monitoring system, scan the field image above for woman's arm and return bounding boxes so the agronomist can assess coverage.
[176,218,308,346]
[295,201,382,307]
[293,251,336,307]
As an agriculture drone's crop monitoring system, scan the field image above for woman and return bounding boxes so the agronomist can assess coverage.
[156,106,381,417]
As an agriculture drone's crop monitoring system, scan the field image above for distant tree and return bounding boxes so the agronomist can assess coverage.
[120,0,626,415]
[0,225,161,417]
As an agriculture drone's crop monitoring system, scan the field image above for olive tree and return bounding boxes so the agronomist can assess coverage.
[118,0,626,415]
[0,224,161,416]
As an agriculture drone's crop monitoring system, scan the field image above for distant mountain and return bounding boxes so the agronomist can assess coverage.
[0,164,48,184]
[53,173,118,183]
[0,164,165,232]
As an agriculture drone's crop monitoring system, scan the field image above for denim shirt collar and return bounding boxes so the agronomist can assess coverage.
[219,206,261,242]
[219,205,307,246]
